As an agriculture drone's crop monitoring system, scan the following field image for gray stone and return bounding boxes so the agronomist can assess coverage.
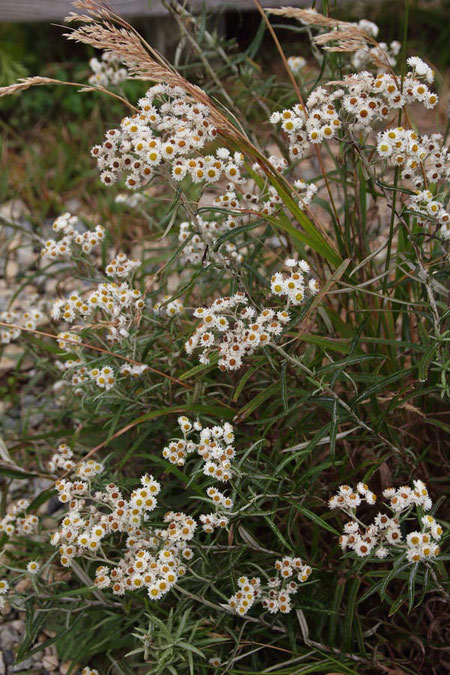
[0,624,20,651]
[12,656,34,672]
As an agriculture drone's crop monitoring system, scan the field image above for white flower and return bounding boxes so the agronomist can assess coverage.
[383,488,396,498]
[308,279,319,295]
[406,532,422,548]
[377,140,393,157]
[27,561,40,575]
[407,56,434,83]
[297,260,311,273]
[375,547,389,559]
[355,540,372,557]
[287,55,306,74]
[357,19,379,38]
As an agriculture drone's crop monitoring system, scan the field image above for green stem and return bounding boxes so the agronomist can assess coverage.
[381,166,399,299]
[380,0,410,302]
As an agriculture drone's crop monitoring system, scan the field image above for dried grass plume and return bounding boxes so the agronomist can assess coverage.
[0,0,239,137]
[267,6,373,53]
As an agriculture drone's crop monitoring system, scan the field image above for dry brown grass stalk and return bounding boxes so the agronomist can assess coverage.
[268,7,372,52]
[267,7,343,27]
[0,75,138,110]
[314,29,367,52]
[64,21,166,80]
[64,0,241,138]
[0,1,239,139]
[0,76,58,98]
[267,6,394,69]
[0,320,189,387]
[0,1,336,257]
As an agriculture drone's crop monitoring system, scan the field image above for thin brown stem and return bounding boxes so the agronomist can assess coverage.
[0,321,189,388]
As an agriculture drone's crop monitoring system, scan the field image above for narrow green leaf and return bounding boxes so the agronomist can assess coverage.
[408,563,419,612]
[354,367,415,404]
[234,383,279,422]
[286,501,340,535]
[343,577,360,652]
[418,343,438,383]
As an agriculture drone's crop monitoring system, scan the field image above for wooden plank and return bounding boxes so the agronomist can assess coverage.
[0,0,306,23]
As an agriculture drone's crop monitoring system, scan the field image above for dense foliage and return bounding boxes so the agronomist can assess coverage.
[0,2,448,674]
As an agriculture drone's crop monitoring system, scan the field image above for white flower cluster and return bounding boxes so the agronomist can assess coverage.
[176,179,290,266]
[330,481,444,563]
[161,416,203,466]
[408,189,450,241]
[105,252,141,278]
[250,159,317,213]
[88,365,116,391]
[54,359,148,394]
[407,56,434,84]
[185,293,290,371]
[271,259,319,305]
[119,363,149,377]
[56,331,82,351]
[197,423,235,532]
[41,212,105,260]
[77,458,104,480]
[82,668,99,675]
[377,127,425,167]
[352,67,438,115]
[199,511,230,534]
[50,448,104,488]
[52,472,196,601]
[354,18,380,38]
[228,575,261,616]
[0,311,22,344]
[153,294,184,317]
[293,178,318,207]
[205,486,233,510]
[0,295,46,344]
[51,281,143,344]
[171,147,245,186]
[115,192,146,208]
[48,442,76,473]
[229,556,312,617]
[91,84,249,190]
[1,308,43,343]
[270,65,438,159]
[270,97,342,159]
[162,418,235,532]
[162,415,236,482]
[88,51,128,87]
[0,499,39,538]
[406,515,443,563]
[376,128,450,188]
[328,482,377,510]
[262,556,312,614]
[0,579,9,610]
[350,18,400,70]
[287,55,306,74]
[383,480,432,512]
[53,360,109,393]
[178,212,243,265]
